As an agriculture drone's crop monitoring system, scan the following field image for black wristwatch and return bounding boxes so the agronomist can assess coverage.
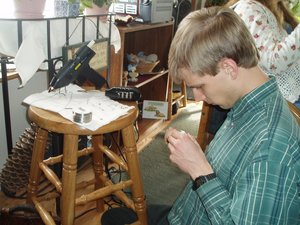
[192,173,216,191]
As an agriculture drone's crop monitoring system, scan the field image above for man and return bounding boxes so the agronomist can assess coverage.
[102,6,300,225]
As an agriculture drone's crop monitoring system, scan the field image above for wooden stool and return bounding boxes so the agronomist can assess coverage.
[26,105,148,225]
[167,77,188,120]
[196,101,212,150]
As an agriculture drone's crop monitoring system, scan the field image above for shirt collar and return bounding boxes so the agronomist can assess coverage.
[227,77,278,122]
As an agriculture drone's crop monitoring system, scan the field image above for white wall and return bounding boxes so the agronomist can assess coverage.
[0,71,48,171]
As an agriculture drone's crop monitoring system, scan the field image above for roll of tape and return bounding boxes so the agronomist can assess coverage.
[72,107,92,124]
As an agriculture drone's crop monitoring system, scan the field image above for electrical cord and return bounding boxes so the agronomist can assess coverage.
[107,132,126,162]
[134,119,140,143]
[74,206,97,220]
[103,133,136,208]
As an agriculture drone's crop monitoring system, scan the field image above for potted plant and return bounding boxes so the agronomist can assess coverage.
[289,0,300,21]
[77,0,109,8]
[69,0,112,15]
[12,0,46,18]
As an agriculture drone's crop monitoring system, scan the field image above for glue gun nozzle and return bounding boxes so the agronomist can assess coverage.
[48,86,54,92]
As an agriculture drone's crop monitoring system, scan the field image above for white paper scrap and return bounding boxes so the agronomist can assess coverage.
[23,84,135,131]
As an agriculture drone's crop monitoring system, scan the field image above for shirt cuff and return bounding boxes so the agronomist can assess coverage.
[196,177,231,212]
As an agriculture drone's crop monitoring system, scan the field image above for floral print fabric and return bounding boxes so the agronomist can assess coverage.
[232,0,300,103]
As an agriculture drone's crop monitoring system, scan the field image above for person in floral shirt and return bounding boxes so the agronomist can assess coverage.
[207,0,300,144]
[225,0,300,108]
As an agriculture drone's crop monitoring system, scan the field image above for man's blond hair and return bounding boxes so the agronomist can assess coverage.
[168,6,259,83]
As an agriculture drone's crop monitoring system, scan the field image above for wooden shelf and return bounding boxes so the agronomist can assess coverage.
[117,21,174,33]
[127,70,168,88]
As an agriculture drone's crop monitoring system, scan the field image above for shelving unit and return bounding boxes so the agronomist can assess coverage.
[110,21,174,86]
[110,21,187,146]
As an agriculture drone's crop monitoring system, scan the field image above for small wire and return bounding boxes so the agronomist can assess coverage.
[52,58,63,75]
[109,133,127,163]
[104,198,124,209]
[74,206,97,220]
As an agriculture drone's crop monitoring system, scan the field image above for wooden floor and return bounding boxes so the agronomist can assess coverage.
[0,102,195,225]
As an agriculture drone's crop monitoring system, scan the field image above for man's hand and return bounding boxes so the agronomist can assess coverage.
[165,127,213,180]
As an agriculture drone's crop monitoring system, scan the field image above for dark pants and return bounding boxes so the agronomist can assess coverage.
[101,204,171,225]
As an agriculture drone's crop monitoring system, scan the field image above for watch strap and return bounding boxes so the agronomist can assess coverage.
[192,173,216,191]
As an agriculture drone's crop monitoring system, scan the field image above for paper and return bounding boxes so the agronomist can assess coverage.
[14,23,46,87]
[23,84,135,131]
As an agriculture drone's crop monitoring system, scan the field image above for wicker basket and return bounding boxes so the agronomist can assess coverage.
[136,60,160,73]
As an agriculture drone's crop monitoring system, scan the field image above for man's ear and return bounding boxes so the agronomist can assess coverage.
[220,58,238,79]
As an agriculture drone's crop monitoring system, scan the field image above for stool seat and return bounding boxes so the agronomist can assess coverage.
[28,104,138,135]
[26,104,148,225]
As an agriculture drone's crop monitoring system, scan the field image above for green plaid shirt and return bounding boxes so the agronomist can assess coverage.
[168,77,300,225]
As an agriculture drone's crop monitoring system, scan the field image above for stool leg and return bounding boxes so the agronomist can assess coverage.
[167,76,173,120]
[27,128,48,205]
[196,101,212,150]
[121,124,148,225]
[91,134,105,212]
[181,81,187,107]
[61,134,78,225]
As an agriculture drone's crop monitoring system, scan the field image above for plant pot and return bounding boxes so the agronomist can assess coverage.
[84,3,109,15]
[54,0,80,17]
[13,0,46,18]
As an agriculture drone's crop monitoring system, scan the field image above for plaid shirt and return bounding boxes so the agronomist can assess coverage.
[168,77,300,225]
